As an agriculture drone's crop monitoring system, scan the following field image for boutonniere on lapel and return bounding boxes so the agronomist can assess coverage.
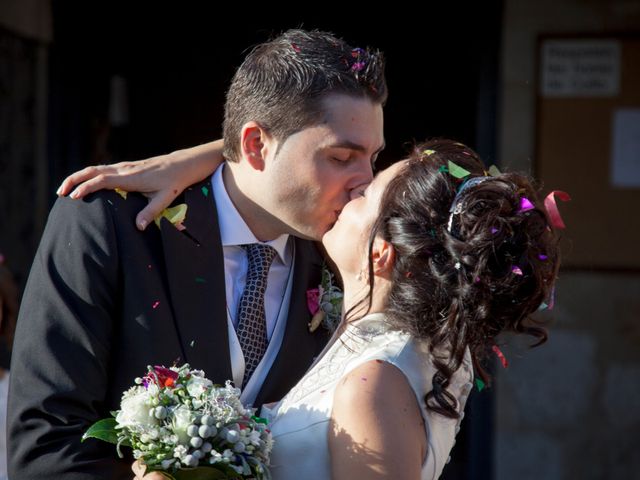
[306,263,343,333]
[114,188,188,231]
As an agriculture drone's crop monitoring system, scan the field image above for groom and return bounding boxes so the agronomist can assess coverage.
[7,30,386,479]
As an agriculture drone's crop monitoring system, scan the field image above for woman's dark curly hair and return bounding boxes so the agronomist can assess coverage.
[357,139,560,418]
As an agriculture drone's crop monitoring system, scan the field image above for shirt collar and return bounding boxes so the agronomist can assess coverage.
[211,164,290,264]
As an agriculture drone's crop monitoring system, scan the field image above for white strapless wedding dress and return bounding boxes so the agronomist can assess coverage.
[261,313,474,479]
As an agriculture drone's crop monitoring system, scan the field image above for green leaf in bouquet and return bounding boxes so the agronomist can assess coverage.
[81,418,119,444]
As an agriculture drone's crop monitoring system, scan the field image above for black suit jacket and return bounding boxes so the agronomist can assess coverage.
[7,180,330,479]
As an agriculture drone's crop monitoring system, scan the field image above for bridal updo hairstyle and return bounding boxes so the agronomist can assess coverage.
[364,139,560,418]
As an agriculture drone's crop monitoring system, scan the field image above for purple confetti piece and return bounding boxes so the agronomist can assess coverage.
[538,254,548,261]
[491,227,499,234]
[519,197,535,213]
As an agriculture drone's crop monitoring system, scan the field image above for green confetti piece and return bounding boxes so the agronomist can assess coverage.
[448,160,471,179]
[488,165,501,177]
[195,277,206,284]
[475,378,485,392]
[251,415,269,425]
[201,186,209,197]
[423,149,436,156]
[438,165,449,173]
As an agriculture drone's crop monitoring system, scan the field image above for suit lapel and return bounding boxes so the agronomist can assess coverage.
[254,238,330,406]
[159,180,233,383]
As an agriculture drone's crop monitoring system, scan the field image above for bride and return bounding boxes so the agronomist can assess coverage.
[61,139,560,479]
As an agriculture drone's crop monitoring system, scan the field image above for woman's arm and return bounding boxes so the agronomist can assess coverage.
[329,360,427,480]
[57,139,225,230]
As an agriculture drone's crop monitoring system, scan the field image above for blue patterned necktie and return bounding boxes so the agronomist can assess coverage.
[236,243,277,388]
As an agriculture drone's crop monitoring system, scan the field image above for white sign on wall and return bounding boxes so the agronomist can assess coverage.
[541,40,620,97]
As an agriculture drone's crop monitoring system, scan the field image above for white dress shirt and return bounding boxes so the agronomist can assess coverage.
[211,165,295,406]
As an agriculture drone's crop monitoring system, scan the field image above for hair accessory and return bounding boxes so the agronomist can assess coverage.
[446,176,492,234]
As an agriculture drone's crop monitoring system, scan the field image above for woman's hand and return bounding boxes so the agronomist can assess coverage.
[132,459,169,479]
[56,139,224,230]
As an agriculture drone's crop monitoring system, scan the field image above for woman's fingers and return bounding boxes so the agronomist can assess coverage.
[132,459,147,478]
[131,459,168,479]
[57,166,111,197]
[136,190,180,231]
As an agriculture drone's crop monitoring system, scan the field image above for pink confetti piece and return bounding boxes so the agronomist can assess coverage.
[492,345,508,368]
[511,266,523,276]
[548,286,556,310]
[544,190,571,229]
[152,301,160,309]
[306,288,320,315]
[291,43,301,53]
[518,197,535,213]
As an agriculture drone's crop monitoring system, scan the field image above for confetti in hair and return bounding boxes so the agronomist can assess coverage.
[492,345,508,368]
[544,190,571,229]
[518,197,535,213]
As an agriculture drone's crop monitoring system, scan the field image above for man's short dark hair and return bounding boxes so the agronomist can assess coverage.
[223,29,387,161]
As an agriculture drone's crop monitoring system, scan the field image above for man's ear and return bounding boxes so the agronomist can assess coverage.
[240,121,274,171]
[372,237,395,276]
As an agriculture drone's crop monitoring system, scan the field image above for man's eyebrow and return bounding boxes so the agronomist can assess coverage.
[327,140,386,155]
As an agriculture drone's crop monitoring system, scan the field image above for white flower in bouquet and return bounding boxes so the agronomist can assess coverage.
[83,364,273,479]
[115,386,159,428]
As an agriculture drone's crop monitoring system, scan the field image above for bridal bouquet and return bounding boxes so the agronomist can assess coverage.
[83,364,273,479]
